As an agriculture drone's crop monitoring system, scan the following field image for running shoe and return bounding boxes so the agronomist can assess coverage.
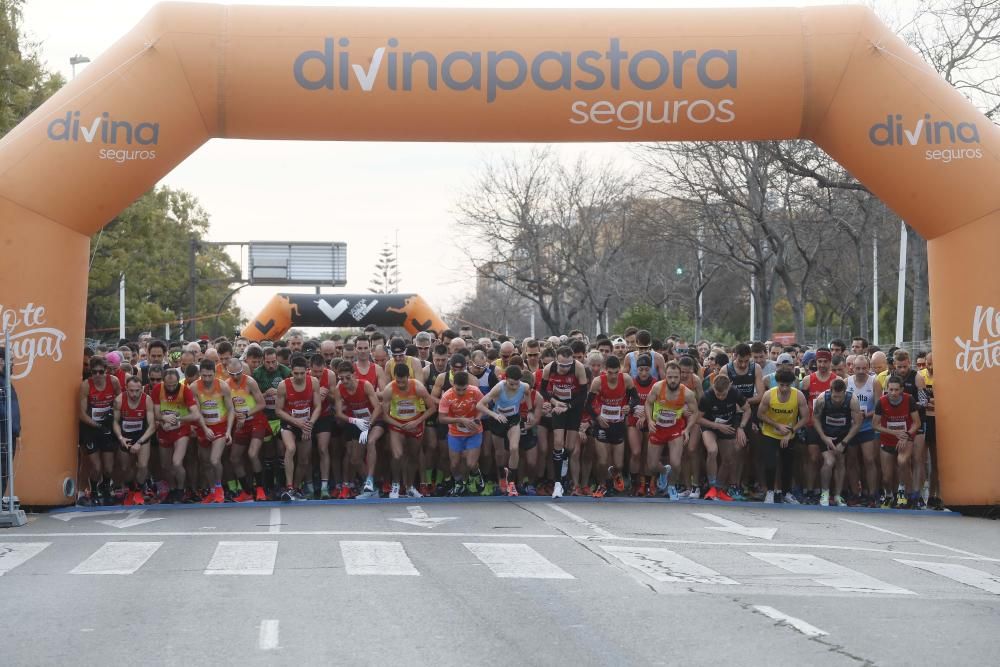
[689,487,701,500]
[201,490,215,504]
[320,486,332,500]
[448,480,466,497]
[609,467,625,493]
[895,489,907,509]
[667,485,679,501]
[704,486,718,500]
[280,488,295,502]
[714,487,734,502]
[592,484,606,499]
[124,491,135,506]
[381,480,392,495]
[928,496,944,510]
[914,496,927,510]
[656,465,672,493]
[507,483,519,497]
[523,483,537,496]
[234,490,253,503]
[764,490,775,504]
[254,486,267,502]
[819,490,830,507]
[389,482,401,499]
[338,485,352,500]
[834,495,847,507]
[727,486,745,502]
[571,486,590,497]
[678,487,691,499]
[407,485,422,499]
[783,492,799,505]
[499,478,509,495]
[633,478,647,497]
[481,480,497,496]
[552,481,564,499]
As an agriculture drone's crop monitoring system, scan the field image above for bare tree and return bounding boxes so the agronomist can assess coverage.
[457,149,638,336]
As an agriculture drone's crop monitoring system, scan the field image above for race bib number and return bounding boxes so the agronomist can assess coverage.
[826,416,847,428]
[457,420,477,433]
[202,401,220,423]
[122,419,144,433]
[396,400,417,418]
[498,404,518,416]
[656,410,677,428]
[91,406,110,422]
[887,419,907,431]
[554,385,572,400]
[601,405,622,422]
[714,416,731,424]
[352,408,372,420]
[292,407,310,420]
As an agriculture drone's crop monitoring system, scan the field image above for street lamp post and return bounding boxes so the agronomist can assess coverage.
[69,54,90,79]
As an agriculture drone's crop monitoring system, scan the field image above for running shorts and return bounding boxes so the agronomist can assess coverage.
[389,420,425,440]
[594,421,626,445]
[199,421,229,446]
[649,422,686,446]
[448,432,483,453]
[487,415,521,438]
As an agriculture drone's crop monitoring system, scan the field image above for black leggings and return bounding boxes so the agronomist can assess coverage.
[759,435,795,492]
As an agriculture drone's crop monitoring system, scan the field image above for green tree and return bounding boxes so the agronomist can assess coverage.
[87,187,242,340]
[0,0,65,137]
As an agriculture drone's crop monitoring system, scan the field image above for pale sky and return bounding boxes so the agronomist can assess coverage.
[22,0,879,333]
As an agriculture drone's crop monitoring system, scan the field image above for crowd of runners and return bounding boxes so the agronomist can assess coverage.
[76,325,939,509]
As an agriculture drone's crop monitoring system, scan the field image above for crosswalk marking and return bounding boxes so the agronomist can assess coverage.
[0,542,50,575]
[341,541,419,576]
[205,541,277,575]
[464,542,574,579]
[601,545,738,585]
[749,552,915,594]
[896,559,1000,595]
[71,542,162,575]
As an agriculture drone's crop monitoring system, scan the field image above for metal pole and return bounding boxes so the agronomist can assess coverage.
[165,320,171,341]
[873,234,879,347]
[530,310,535,339]
[188,238,198,340]
[895,221,908,345]
[4,330,11,507]
[604,310,609,335]
[119,273,126,340]
[749,274,756,341]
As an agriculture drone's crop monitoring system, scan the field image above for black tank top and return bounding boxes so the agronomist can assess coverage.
[726,361,757,400]
[820,390,853,438]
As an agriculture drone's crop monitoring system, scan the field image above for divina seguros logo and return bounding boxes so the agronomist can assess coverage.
[47,111,160,164]
[293,37,738,131]
[868,114,981,163]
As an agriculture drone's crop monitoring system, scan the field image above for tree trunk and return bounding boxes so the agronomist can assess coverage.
[908,227,928,344]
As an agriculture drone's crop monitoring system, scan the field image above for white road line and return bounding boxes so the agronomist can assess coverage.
[205,541,278,575]
[0,542,50,575]
[269,508,281,534]
[340,541,419,576]
[753,605,829,638]
[587,535,997,562]
[896,559,1000,594]
[601,545,738,585]
[749,552,915,595]
[258,620,280,651]
[464,542,575,579]
[71,542,162,575]
[0,531,570,539]
[546,503,617,538]
[840,518,996,561]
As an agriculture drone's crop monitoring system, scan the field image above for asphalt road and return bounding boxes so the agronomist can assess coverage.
[1,498,998,666]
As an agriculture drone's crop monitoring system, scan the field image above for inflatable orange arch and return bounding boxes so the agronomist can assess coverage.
[0,3,997,507]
